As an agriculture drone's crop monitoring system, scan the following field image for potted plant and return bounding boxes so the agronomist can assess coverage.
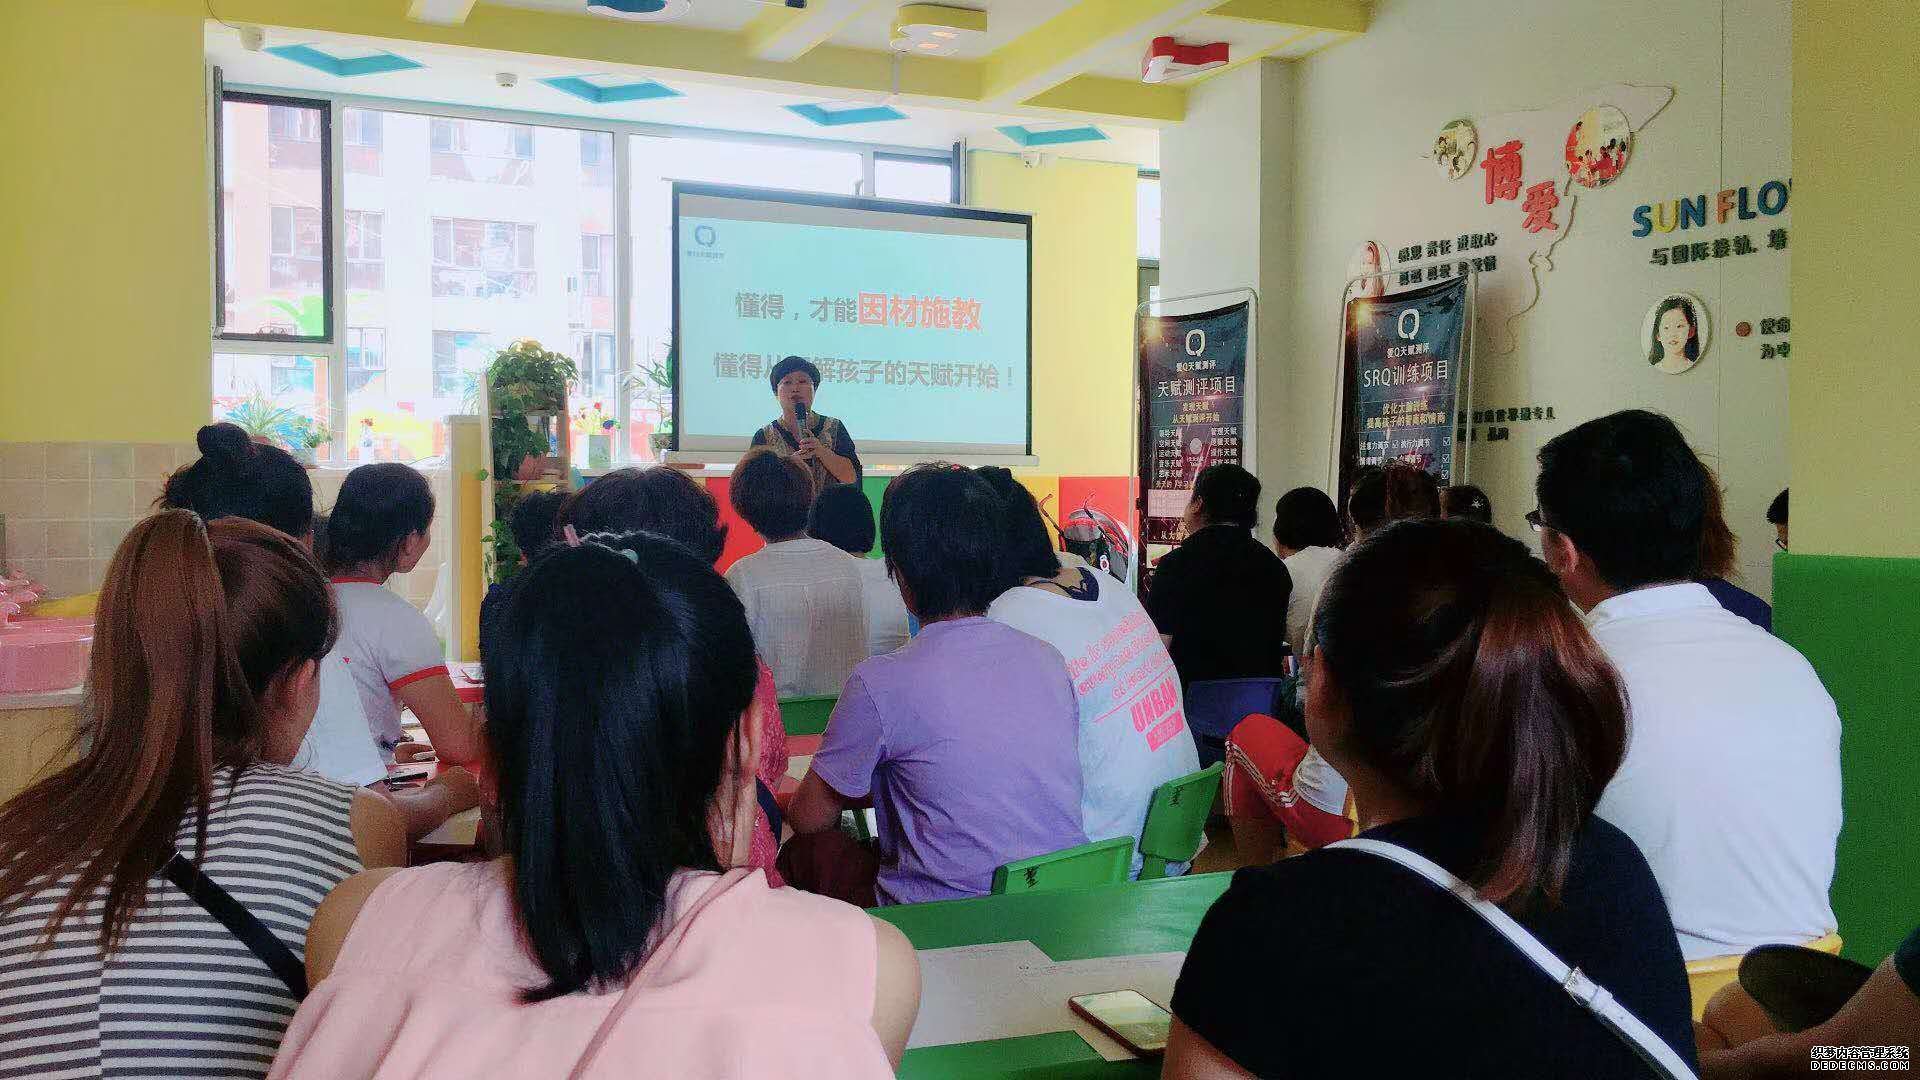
[576,401,619,469]
[224,392,299,443]
[487,339,577,484]
[283,417,332,467]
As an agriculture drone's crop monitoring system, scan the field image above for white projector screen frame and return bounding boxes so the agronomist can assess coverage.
[671,181,1034,461]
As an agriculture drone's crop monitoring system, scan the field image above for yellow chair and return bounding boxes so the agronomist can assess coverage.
[1685,932,1843,1019]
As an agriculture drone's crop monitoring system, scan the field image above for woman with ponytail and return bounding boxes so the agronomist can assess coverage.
[1167,519,1696,1078]
[271,533,920,1079]
[0,512,407,1079]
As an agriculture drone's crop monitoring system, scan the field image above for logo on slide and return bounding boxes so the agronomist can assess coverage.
[693,224,718,248]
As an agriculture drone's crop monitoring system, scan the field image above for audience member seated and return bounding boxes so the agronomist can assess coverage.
[551,466,791,887]
[162,425,476,836]
[1166,519,1697,1078]
[161,422,385,787]
[978,466,1201,878]
[782,464,1086,906]
[1767,488,1789,552]
[1269,486,1344,652]
[1534,409,1841,961]
[1345,459,1441,541]
[1697,465,1773,631]
[809,483,911,657]
[0,513,407,1079]
[478,487,566,653]
[725,448,868,697]
[1146,464,1292,688]
[1697,922,1920,1078]
[271,535,919,1077]
[325,464,485,774]
[1440,482,1493,524]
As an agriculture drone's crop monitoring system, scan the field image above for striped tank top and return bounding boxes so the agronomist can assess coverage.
[0,764,361,1079]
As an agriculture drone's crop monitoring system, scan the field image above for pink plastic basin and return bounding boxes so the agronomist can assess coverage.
[0,619,93,694]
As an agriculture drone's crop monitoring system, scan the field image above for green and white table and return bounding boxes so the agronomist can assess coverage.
[870,872,1234,1079]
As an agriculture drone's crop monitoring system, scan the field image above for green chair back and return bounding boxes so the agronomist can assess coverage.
[779,695,836,737]
[991,837,1134,895]
[1137,763,1224,880]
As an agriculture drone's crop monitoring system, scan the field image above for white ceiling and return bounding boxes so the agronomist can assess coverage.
[209,24,1161,168]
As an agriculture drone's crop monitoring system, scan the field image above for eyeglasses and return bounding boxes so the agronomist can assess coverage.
[1525,508,1549,534]
[1775,537,1789,552]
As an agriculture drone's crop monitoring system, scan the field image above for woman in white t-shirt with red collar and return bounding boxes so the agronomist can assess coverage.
[324,464,486,773]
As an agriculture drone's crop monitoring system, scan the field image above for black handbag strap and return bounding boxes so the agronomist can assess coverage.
[755,777,784,840]
[163,849,308,999]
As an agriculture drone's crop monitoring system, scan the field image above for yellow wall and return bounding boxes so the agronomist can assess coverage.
[1789,1,1920,558]
[968,151,1138,477]
[0,0,211,443]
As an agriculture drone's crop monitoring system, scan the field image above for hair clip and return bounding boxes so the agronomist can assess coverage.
[620,548,640,565]
[562,524,582,548]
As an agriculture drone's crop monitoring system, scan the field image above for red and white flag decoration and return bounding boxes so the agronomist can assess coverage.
[1141,36,1229,84]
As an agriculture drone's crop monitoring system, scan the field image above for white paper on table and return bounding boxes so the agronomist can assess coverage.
[906,941,1186,1064]
[418,806,481,846]
[785,755,814,782]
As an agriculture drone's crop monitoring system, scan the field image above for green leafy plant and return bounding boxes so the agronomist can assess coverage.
[487,339,576,483]
[283,415,331,450]
[224,393,300,440]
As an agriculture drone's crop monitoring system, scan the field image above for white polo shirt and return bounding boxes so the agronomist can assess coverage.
[292,649,388,787]
[330,577,448,753]
[1587,583,1841,961]
[723,538,868,698]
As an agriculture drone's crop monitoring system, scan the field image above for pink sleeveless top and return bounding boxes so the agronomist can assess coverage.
[268,863,890,1079]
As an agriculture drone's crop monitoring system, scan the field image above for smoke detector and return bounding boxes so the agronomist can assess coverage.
[586,0,693,20]
[890,4,988,55]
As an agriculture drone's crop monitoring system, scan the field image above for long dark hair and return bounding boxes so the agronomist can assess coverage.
[160,422,314,538]
[484,533,757,1002]
[325,463,435,573]
[554,467,728,565]
[1647,296,1700,365]
[1314,518,1627,908]
[0,512,336,948]
[1346,461,1440,538]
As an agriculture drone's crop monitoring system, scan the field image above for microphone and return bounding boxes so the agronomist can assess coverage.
[793,401,809,431]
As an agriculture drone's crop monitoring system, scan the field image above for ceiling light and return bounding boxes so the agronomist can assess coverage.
[586,0,693,21]
[890,4,987,56]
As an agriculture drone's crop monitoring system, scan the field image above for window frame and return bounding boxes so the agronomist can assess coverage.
[215,85,960,466]
[216,90,336,346]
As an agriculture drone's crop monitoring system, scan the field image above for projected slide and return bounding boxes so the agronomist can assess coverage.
[675,185,1031,457]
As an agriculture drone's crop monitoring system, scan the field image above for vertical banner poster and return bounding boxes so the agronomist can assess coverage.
[1138,301,1250,548]
[1338,276,1470,502]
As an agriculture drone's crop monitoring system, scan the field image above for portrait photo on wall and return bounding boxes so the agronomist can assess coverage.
[1644,292,1710,375]
[1565,104,1633,189]
[1348,240,1385,298]
[1433,118,1478,180]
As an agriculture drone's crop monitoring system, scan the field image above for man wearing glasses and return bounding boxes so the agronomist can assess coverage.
[1530,410,1840,965]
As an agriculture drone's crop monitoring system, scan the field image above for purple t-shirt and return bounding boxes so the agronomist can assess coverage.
[809,617,1088,905]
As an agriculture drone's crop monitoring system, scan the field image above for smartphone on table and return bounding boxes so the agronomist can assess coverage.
[1068,989,1173,1057]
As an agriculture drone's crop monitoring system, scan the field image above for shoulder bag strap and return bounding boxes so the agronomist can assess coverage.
[164,848,309,999]
[1328,837,1697,1080]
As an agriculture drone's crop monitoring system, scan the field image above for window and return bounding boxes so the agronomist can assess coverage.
[431,117,536,186]
[579,234,613,297]
[431,218,538,299]
[432,331,493,399]
[875,155,955,203]
[581,134,612,186]
[343,108,383,176]
[211,352,334,463]
[573,331,619,403]
[345,210,384,292]
[346,328,387,393]
[218,94,330,340]
[1137,172,1162,262]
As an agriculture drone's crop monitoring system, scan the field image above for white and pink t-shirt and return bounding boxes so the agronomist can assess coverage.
[988,568,1201,876]
[329,578,447,754]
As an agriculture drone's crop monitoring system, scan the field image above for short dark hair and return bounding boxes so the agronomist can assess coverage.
[1767,488,1789,526]
[1535,409,1706,590]
[729,448,814,540]
[1346,461,1441,536]
[768,355,820,394]
[484,533,756,1003]
[1191,464,1260,529]
[1272,487,1344,550]
[976,466,1059,583]
[807,483,876,556]
[1315,519,1627,908]
[160,422,315,539]
[324,463,435,572]
[557,467,728,565]
[509,490,568,562]
[881,463,1005,620]
[1440,484,1493,525]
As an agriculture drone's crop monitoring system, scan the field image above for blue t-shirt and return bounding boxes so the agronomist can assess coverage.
[808,617,1087,905]
[1699,576,1773,632]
